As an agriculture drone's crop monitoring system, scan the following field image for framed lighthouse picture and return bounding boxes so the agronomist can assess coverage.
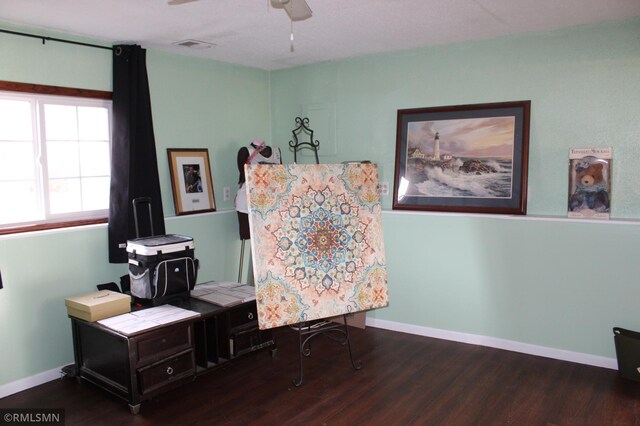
[392,101,531,215]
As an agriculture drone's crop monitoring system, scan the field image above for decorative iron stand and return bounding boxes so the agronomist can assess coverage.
[292,313,363,387]
[289,117,320,164]
[288,116,362,386]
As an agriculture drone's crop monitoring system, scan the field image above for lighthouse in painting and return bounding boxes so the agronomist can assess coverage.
[433,131,440,161]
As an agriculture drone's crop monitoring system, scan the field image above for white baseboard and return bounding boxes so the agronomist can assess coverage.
[0,367,64,399]
[366,318,618,370]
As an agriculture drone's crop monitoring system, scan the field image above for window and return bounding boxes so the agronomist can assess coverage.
[0,84,112,233]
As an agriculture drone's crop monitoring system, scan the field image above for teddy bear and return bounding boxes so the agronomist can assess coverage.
[569,162,610,213]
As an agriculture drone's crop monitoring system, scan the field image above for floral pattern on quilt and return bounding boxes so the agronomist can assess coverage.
[254,272,308,327]
[246,163,388,329]
[243,163,295,215]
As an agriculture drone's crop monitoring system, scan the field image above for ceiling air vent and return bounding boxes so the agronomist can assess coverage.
[172,39,215,49]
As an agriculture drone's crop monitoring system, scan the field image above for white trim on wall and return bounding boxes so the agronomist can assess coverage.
[366,317,618,370]
[382,209,640,226]
[0,367,64,399]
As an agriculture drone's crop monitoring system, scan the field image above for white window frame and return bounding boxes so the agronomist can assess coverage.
[0,88,112,232]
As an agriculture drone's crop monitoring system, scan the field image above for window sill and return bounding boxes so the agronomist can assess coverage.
[0,218,108,236]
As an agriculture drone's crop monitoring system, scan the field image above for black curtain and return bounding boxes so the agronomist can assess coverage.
[108,44,165,263]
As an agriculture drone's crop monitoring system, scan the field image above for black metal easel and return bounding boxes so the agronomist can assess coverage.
[288,117,362,386]
[293,313,363,386]
[289,117,320,163]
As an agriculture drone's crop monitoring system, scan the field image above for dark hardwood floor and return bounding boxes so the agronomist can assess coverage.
[2,326,639,425]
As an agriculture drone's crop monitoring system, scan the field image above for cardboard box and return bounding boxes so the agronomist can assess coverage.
[65,290,131,322]
[330,312,366,329]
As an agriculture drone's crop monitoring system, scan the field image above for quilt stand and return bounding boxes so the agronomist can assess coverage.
[292,313,363,386]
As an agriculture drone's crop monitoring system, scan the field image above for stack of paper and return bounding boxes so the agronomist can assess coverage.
[97,305,200,336]
[191,281,256,307]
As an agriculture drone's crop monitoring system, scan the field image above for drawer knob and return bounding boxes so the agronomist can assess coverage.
[248,312,254,320]
[166,366,174,375]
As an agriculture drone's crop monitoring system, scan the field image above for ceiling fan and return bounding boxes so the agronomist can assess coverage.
[168,0,312,22]
[269,0,313,22]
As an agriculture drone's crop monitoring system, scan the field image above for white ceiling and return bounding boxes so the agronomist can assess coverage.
[1,0,639,70]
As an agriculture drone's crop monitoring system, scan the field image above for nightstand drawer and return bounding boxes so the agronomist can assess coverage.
[135,324,193,365]
[230,328,273,357]
[137,350,195,395]
[228,304,258,329]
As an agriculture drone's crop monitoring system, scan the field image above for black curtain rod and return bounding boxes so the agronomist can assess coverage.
[0,28,114,51]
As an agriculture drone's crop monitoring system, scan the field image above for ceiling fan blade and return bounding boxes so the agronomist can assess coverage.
[168,0,199,5]
[284,0,312,21]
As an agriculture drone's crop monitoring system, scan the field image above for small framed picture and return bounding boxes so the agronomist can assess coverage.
[167,148,216,215]
[568,148,612,219]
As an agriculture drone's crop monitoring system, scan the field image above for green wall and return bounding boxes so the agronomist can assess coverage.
[1,18,639,389]
[270,18,640,217]
[0,24,269,386]
[380,213,640,357]
[269,18,640,359]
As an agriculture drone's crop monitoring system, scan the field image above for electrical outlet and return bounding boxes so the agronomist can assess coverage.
[223,186,230,201]
[379,181,389,196]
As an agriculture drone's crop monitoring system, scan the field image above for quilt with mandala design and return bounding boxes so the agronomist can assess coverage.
[245,163,389,329]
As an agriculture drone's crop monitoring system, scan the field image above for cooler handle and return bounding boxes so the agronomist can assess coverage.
[132,197,155,238]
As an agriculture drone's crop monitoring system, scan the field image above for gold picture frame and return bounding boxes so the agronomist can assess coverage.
[167,148,216,215]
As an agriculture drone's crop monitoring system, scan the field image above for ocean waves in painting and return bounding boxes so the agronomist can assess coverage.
[413,158,513,198]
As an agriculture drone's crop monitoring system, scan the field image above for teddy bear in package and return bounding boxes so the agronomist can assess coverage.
[568,148,612,219]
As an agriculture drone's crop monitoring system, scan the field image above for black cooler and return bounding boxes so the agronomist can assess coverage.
[126,234,197,304]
